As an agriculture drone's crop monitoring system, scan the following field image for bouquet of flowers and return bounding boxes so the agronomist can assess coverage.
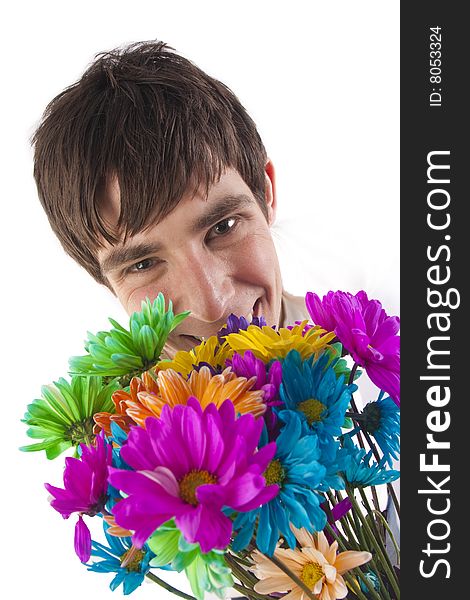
[21,290,400,600]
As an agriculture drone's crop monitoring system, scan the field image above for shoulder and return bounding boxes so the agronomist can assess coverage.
[280,290,310,327]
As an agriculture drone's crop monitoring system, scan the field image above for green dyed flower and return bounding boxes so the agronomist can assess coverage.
[325,342,362,382]
[20,375,117,459]
[69,295,189,379]
[147,520,233,600]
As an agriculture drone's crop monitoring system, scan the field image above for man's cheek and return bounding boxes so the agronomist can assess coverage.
[229,228,277,270]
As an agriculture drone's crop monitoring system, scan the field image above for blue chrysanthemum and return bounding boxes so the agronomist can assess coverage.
[361,392,400,466]
[87,523,159,595]
[340,436,400,487]
[279,350,357,452]
[232,411,330,556]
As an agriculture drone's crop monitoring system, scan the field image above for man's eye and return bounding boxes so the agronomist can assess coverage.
[130,258,154,272]
[211,217,238,236]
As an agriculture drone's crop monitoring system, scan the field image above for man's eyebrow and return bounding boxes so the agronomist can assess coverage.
[100,194,255,275]
[100,242,163,275]
[192,194,254,232]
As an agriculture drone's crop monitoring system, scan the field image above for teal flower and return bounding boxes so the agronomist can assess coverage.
[20,376,117,459]
[341,436,400,487]
[359,570,381,595]
[69,295,189,380]
[232,410,330,556]
[361,392,400,466]
[279,350,357,452]
[87,523,157,595]
[147,520,233,600]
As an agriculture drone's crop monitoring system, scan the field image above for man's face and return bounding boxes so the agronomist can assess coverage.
[97,166,283,356]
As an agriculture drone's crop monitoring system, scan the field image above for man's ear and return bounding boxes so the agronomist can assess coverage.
[264,158,277,226]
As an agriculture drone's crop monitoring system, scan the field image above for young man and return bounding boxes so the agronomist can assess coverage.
[31,39,399,569]
[32,40,307,357]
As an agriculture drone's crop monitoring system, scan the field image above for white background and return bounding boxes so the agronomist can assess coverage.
[1,1,399,599]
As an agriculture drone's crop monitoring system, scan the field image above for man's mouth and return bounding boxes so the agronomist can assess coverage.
[181,334,205,344]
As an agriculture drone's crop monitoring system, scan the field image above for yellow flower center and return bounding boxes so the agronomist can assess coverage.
[264,459,286,486]
[65,417,95,445]
[298,398,327,425]
[301,562,324,588]
[120,547,146,572]
[179,469,217,506]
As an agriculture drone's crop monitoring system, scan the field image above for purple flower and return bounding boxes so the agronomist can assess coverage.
[108,397,279,553]
[218,314,267,343]
[75,516,92,562]
[305,291,339,333]
[306,291,400,406]
[45,432,112,562]
[227,351,282,406]
[227,351,283,440]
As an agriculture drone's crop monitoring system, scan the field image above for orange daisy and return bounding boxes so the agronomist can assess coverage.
[95,365,267,430]
[132,366,267,426]
[93,371,160,434]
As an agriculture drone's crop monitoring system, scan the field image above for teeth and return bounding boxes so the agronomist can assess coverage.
[184,335,204,342]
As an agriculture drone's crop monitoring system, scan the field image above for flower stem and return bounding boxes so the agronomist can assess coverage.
[348,389,381,512]
[232,583,271,600]
[343,571,374,600]
[370,509,401,567]
[347,364,401,518]
[325,524,382,600]
[145,571,196,600]
[356,424,401,518]
[349,494,392,600]
[225,553,258,588]
[326,491,360,550]
[349,490,400,599]
[359,488,400,575]
[226,555,274,600]
[334,491,362,549]
[387,481,401,519]
[348,363,359,385]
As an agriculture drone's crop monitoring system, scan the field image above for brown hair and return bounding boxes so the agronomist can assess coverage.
[32,40,268,286]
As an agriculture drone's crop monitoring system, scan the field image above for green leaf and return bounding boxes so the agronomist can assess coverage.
[172,547,199,571]
[147,527,180,567]
[186,556,208,600]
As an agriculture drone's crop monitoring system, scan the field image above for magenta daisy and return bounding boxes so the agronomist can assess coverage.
[108,397,279,553]
[306,290,400,406]
[44,432,112,562]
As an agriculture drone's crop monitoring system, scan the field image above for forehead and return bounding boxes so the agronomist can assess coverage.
[98,167,253,232]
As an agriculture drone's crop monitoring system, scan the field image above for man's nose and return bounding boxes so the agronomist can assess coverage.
[171,251,236,323]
